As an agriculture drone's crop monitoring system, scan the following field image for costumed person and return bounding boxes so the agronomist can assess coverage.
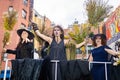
[3,28,34,59]
[113,43,120,66]
[41,41,49,59]
[110,42,120,80]
[32,23,68,80]
[88,34,120,80]
[3,28,45,80]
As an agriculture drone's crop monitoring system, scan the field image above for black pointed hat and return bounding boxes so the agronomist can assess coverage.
[17,28,34,39]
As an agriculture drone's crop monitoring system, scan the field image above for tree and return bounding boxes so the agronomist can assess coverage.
[67,23,90,59]
[69,24,89,44]
[85,0,112,32]
[66,42,76,60]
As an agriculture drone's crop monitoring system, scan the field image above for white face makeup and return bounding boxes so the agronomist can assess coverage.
[53,27,61,37]
[21,31,29,40]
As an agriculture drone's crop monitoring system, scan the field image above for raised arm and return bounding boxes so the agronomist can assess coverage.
[76,41,86,48]
[35,30,52,43]
[32,23,52,44]
[75,38,88,48]
[105,48,120,56]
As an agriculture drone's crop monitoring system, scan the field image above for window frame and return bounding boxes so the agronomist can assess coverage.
[22,9,27,19]
[23,0,28,6]
[8,6,13,12]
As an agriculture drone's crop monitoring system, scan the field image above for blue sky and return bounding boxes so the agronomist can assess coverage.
[34,0,120,28]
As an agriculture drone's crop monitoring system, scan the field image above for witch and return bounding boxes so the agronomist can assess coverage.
[89,34,120,80]
[4,28,34,59]
[32,23,69,80]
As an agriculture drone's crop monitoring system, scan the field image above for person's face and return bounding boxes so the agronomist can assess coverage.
[95,36,102,45]
[53,27,61,37]
[21,31,28,40]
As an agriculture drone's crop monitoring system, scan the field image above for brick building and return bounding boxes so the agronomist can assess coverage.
[32,9,52,50]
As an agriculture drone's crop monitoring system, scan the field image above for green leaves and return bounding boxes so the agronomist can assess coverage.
[3,10,17,31]
[85,0,112,27]
[68,25,89,44]
[69,32,83,44]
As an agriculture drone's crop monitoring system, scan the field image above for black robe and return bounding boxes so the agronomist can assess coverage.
[6,42,34,59]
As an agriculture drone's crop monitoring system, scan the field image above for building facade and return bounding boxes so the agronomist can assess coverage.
[104,5,120,49]
[32,9,52,51]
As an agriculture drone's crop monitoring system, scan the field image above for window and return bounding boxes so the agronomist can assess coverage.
[22,9,27,19]
[21,23,26,28]
[35,14,38,17]
[8,6,13,12]
[23,0,28,6]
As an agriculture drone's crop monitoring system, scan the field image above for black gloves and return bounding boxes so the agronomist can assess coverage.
[31,22,39,31]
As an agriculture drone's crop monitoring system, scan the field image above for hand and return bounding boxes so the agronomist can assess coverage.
[22,38,30,43]
[2,48,7,53]
[31,22,39,31]
[25,38,30,43]
[84,38,89,43]
[31,22,37,27]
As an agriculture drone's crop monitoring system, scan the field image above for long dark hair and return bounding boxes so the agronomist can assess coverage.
[16,38,23,49]
[92,34,107,47]
[16,37,33,49]
[52,25,64,40]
